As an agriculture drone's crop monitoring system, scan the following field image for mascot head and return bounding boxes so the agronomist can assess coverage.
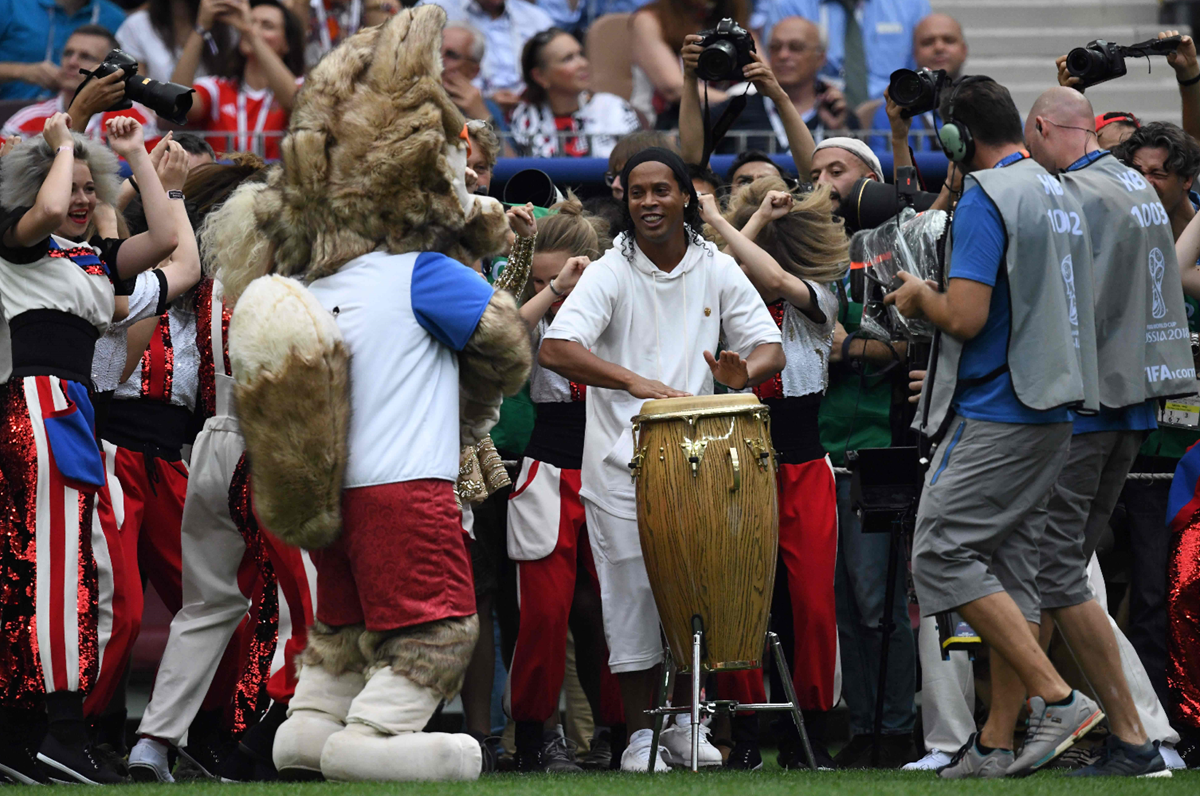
[210,4,510,303]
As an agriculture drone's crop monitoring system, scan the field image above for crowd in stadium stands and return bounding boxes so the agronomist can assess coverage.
[0,0,942,164]
[4,0,1200,783]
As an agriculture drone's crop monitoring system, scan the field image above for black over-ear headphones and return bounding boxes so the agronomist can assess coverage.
[938,76,995,164]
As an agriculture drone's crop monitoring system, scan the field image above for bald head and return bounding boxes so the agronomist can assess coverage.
[913,13,967,77]
[1025,87,1099,171]
[768,16,826,88]
[1030,86,1095,128]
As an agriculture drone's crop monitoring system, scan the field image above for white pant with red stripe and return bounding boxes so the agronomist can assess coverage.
[137,416,315,745]
[0,376,106,702]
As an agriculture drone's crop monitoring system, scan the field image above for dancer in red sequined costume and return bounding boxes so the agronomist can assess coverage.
[698,179,850,770]
[0,115,180,785]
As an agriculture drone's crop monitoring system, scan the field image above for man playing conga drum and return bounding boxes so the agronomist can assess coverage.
[539,147,785,771]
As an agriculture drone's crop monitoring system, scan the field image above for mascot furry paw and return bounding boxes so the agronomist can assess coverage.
[209,5,530,782]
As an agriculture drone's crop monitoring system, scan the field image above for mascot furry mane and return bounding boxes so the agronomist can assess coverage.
[210,4,510,303]
[211,5,521,550]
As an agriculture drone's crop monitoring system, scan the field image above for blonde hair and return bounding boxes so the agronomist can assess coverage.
[535,191,608,259]
[725,178,849,284]
[466,119,501,171]
[0,132,120,212]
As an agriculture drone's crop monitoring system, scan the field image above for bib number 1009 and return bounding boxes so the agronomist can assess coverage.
[1130,202,1169,227]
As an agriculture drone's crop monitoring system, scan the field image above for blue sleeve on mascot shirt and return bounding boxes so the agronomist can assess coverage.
[948,185,1070,425]
[411,251,495,351]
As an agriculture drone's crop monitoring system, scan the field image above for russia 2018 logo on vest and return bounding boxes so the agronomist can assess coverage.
[1149,247,1168,319]
[1061,254,1078,327]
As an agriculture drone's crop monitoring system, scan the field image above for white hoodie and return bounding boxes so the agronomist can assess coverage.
[544,234,782,519]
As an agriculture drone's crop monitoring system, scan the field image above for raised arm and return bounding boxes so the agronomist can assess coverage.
[741,50,816,175]
[520,256,590,330]
[679,34,705,165]
[156,142,203,301]
[6,114,77,248]
[699,191,817,314]
[107,118,179,278]
[226,0,301,112]
[172,0,235,123]
[1165,32,1200,141]
[632,12,688,108]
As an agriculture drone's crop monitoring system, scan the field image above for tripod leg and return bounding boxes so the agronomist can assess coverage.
[872,520,902,768]
[648,647,672,775]
[691,631,702,773]
[770,631,816,772]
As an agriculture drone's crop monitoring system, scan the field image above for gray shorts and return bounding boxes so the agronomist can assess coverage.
[912,415,1072,623]
[1037,429,1143,610]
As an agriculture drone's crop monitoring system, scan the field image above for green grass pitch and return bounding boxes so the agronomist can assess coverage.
[5,769,1197,795]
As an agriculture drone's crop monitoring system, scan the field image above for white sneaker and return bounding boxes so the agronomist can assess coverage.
[1160,743,1187,770]
[902,749,951,771]
[659,719,723,768]
[619,729,670,772]
[128,738,175,783]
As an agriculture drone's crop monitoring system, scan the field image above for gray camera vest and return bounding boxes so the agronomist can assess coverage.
[915,157,1100,441]
[1059,152,1196,407]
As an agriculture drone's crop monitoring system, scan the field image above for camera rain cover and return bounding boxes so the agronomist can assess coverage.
[849,207,948,341]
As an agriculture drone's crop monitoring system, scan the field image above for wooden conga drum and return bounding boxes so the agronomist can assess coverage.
[630,394,777,672]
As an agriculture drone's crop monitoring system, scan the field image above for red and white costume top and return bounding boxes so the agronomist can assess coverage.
[1,95,162,147]
[92,270,168,393]
[752,282,840,464]
[103,290,199,459]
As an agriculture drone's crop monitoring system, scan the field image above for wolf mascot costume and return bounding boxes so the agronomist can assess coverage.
[203,6,530,782]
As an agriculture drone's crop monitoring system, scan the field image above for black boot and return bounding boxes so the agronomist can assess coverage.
[608,723,627,771]
[514,720,545,772]
[178,708,231,779]
[221,701,289,782]
[0,706,49,784]
[37,692,126,783]
[725,714,762,770]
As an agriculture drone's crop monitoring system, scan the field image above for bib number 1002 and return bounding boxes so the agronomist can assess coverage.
[1130,202,1169,227]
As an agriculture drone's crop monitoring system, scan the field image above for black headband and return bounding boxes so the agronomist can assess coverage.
[619,147,697,207]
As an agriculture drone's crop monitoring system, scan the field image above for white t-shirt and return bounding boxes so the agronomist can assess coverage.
[307,250,494,489]
[544,235,782,518]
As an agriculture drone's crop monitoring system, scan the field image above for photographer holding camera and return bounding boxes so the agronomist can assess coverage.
[885,76,1106,778]
[1,26,161,145]
[678,19,818,175]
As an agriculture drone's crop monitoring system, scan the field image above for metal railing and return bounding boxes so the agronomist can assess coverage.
[187,128,939,159]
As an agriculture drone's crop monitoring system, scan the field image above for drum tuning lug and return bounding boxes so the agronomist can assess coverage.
[628,446,647,481]
[744,438,771,471]
[688,456,699,476]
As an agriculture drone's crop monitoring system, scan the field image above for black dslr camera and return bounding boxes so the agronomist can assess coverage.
[888,67,948,118]
[76,49,195,125]
[1066,34,1182,89]
[695,18,756,82]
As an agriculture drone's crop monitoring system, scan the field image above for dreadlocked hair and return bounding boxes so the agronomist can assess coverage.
[724,178,849,284]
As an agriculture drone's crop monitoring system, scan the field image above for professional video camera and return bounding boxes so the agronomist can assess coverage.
[888,67,948,118]
[848,181,947,354]
[1066,34,1182,90]
[841,177,939,233]
[695,18,757,83]
[73,49,195,125]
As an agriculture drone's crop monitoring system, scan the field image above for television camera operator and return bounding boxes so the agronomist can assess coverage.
[884,75,1107,778]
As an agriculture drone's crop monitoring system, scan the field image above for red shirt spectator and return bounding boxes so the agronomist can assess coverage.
[191,74,301,159]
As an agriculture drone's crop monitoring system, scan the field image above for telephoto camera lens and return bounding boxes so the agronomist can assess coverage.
[126,75,194,125]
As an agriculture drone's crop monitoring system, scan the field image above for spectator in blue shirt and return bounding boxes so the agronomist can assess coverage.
[751,0,930,108]
[863,12,966,152]
[0,0,127,101]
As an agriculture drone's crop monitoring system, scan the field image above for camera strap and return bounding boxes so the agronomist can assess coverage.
[237,88,275,155]
[700,83,747,171]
